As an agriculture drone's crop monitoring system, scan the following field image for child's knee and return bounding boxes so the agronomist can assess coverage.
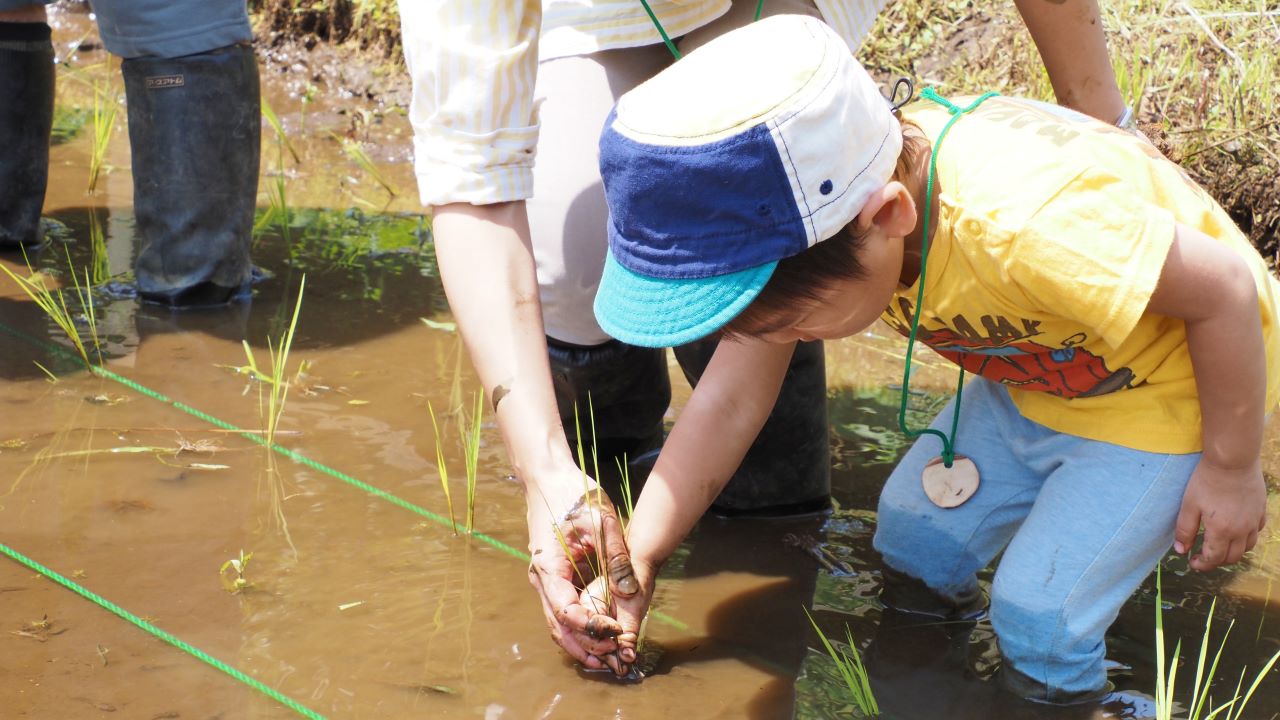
[990,573,1108,700]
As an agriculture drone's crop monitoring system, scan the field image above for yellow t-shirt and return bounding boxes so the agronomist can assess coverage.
[882,96,1280,454]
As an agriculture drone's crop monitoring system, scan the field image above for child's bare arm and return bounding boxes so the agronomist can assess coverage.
[1147,222,1268,571]
[1014,0,1126,124]
[609,338,796,663]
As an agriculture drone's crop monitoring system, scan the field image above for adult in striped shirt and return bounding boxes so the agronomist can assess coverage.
[398,0,1133,676]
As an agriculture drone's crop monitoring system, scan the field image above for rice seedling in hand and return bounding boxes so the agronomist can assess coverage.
[428,400,457,534]
[87,80,117,194]
[804,607,879,717]
[1153,565,1280,720]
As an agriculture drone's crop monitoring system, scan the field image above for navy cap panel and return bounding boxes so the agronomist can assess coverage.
[600,115,808,280]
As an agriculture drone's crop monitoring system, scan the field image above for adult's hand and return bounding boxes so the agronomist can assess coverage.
[432,203,639,666]
[527,474,640,671]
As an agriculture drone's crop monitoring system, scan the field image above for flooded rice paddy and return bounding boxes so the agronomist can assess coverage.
[2,9,1279,720]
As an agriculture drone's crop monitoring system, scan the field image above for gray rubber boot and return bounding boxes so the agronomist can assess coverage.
[674,338,831,516]
[0,22,54,249]
[121,43,260,307]
[547,337,671,479]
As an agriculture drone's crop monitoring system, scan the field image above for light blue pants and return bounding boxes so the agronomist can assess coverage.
[873,377,1199,701]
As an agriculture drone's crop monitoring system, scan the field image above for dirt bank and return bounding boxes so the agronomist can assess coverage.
[251,0,1279,257]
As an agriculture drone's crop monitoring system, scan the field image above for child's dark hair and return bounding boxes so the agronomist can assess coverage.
[722,121,930,340]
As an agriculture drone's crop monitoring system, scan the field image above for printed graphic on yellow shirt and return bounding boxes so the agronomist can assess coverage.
[884,304,1136,399]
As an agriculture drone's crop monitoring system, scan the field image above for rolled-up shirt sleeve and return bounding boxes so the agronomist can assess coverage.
[399,0,542,208]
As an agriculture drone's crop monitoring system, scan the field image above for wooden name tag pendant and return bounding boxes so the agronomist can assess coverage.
[922,455,980,508]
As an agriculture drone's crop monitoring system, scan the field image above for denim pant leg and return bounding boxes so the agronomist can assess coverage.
[90,0,251,59]
[991,434,1197,701]
[874,378,1043,604]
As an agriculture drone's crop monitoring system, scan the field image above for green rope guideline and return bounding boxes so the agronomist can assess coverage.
[0,541,327,720]
[0,318,687,706]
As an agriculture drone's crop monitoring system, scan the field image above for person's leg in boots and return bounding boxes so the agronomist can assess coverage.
[0,2,54,249]
[92,0,260,307]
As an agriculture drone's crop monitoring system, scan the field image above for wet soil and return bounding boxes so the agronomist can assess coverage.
[3,7,1280,720]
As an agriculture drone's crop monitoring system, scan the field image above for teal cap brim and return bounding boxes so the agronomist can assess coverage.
[593,249,777,348]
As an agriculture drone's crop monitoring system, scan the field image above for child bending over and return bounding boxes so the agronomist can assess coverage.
[587,14,1279,702]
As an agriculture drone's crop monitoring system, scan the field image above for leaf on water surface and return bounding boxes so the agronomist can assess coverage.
[347,399,370,406]
[338,601,365,611]
[85,394,128,406]
[0,438,28,450]
[420,317,457,333]
[187,463,231,471]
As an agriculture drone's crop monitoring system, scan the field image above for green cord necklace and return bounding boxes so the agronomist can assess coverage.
[638,0,768,60]
[897,88,999,506]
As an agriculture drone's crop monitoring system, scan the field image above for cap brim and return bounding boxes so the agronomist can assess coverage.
[594,249,777,348]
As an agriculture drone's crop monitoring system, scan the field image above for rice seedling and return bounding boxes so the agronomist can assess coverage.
[804,607,879,717]
[260,98,300,164]
[461,388,484,533]
[0,249,100,368]
[336,133,398,198]
[1153,565,1280,720]
[86,80,117,194]
[427,400,457,534]
[262,275,306,449]
[257,99,296,248]
[88,210,110,286]
[219,549,254,594]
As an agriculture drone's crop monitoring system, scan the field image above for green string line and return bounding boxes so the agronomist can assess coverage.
[896,89,1000,467]
[0,319,687,635]
[637,0,681,59]
[0,541,327,720]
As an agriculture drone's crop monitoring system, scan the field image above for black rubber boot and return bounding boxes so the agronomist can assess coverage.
[674,338,831,516]
[879,564,988,620]
[547,337,671,486]
[0,22,54,249]
[121,43,260,307]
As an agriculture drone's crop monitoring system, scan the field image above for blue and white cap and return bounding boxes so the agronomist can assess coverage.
[593,14,902,348]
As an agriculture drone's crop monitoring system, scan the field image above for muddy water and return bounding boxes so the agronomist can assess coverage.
[3,8,1280,720]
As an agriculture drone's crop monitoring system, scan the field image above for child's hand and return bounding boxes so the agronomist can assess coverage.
[1174,458,1267,571]
[574,555,658,678]
[526,482,638,671]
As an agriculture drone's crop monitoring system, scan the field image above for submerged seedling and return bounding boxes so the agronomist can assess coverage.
[804,608,879,717]
[219,550,254,594]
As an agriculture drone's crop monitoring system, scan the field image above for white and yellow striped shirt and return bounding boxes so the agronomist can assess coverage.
[399,0,888,208]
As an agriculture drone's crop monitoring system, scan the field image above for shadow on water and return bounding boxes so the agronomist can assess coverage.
[0,206,446,383]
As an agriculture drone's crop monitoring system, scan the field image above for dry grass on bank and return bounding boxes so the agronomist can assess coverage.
[861,0,1280,256]
[250,0,402,55]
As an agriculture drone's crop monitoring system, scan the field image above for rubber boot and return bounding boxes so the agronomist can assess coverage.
[121,43,260,307]
[0,21,54,249]
[674,338,830,516]
[547,337,671,488]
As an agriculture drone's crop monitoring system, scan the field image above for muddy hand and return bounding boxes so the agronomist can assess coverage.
[527,489,633,669]
[611,555,657,672]
[578,576,634,677]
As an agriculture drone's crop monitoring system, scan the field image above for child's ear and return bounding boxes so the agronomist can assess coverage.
[854,181,916,237]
